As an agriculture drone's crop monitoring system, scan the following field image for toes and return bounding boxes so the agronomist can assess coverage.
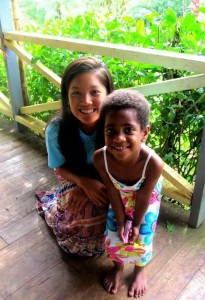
[111,288,117,294]
[134,290,145,298]
[103,278,117,294]
[128,289,134,297]
[103,279,110,292]
[129,288,145,298]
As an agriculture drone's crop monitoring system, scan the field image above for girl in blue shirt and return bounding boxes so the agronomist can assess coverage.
[36,57,114,256]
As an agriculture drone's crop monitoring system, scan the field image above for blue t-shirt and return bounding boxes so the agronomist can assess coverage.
[46,120,97,169]
[79,129,96,165]
[46,121,65,168]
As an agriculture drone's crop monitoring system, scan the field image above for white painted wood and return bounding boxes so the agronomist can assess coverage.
[0,1,24,132]
[163,163,193,199]
[136,74,205,96]
[15,115,46,137]
[0,103,13,118]
[189,123,205,228]
[0,91,12,111]
[4,31,205,74]
[20,101,61,114]
[4,40,61,88]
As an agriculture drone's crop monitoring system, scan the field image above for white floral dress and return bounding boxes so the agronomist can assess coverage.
[103,146,162,266]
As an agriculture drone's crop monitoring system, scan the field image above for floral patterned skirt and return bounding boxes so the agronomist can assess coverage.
[36,178,107,257]
[105,179,162,266]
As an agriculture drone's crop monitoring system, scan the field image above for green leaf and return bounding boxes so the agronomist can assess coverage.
[198,7,205,14]
[163,9,177,25]
[136,19,145,36]
[166,221,175,232]
[31,57,39,64]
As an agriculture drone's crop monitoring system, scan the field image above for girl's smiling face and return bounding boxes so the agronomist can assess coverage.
[105,108,149,161]
[68,72,107,134]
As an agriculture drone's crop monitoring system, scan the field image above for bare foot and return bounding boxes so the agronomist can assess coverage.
[128,266,147,297]
[103,262,124,294]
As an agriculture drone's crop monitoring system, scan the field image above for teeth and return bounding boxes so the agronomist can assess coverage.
[81,109,95,114]
[114,146,127,150]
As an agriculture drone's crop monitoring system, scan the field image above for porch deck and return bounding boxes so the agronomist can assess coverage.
[0,117,205,300]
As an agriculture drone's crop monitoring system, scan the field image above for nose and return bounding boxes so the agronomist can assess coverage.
[113,131,126,142]
[82,93,92,105]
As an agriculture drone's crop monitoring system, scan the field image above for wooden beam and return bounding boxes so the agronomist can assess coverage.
[0,102,13,118]
[0,91,11,111]
[189,123,205,228]
[135,74,205,96]
[4,40,61,89]
[0,1,24,132]
[162,179,191,206]
[162,163,193,200]
[4,31,205,74]
[15,115,46,137]
[20,101,61,114]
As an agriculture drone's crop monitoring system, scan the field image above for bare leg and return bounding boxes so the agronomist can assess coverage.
[103,261,124,294]
[128,266,147,297]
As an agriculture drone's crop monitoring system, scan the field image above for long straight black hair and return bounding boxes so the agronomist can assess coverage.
[58,57,114,176]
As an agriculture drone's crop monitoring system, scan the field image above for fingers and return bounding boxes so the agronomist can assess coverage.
[76,199,87,212]
[95,189,108,206]
[67,200,83,213]
[118,226,125,243]
[89,193,106,207]
[128,232,139,245]
[66,199,76,212]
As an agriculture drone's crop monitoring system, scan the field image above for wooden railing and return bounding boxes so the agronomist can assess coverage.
[1,0,205,228]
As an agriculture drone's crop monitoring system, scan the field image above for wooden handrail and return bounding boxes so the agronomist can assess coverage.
[4,31,205,74]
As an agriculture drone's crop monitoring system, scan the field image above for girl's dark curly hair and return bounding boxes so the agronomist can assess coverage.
[100,89,150,131]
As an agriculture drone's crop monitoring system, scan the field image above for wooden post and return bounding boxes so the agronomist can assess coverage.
[189,123,205,228]
[11,0,29,106]
[0,0,25,132]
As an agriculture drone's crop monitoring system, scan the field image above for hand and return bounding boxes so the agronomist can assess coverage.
[118,223,126,243]
[118,221,133,244]
[79,178,108,207]
[128,226,140,244]
[66,186,89,213]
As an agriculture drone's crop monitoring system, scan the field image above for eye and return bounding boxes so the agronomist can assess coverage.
[124,127,135,134]
[105,128,115,135]
[72,91,80,96]
[91,90,100,96]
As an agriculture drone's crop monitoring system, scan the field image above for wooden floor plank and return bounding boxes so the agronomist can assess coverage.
[0,224,53,265]
[0,237,7,250]
[177,263,205,300]
[147,236,205,299]
[0,211,45,244]
[0,224,62,298]
[6,260,102,300]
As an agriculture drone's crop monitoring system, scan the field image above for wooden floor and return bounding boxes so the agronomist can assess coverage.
[0,117,205,300]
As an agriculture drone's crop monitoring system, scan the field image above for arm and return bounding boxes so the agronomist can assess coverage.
[130,154,163,244]
[93,149,126,242]
[55,166,108,207]
[46,122,107,208]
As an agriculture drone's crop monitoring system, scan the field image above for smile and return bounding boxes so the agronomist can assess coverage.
[112,146,128,150]
[80,109,95,114]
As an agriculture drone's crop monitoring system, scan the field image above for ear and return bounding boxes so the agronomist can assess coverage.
[141,125,150,142]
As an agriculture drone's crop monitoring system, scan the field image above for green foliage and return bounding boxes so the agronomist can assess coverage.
[1,7,205,183]
[166,220,175,232]
[0,53,9,98]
